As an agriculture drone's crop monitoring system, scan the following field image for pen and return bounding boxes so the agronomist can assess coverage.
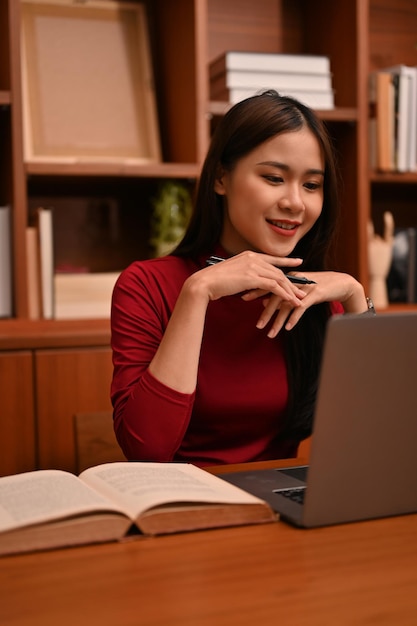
[205,255,317,285]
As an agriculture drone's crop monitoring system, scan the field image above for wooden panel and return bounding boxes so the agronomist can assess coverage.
[369,0,417,70]
[36,347,113,473]
[0,0,10,88]
[9,0,29,318]
[207,0,303,61]
[303,0,359,108]
[152,0,199,162]
[0,351,36,476]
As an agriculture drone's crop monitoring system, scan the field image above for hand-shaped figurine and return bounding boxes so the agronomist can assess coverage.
[368,211,395,309]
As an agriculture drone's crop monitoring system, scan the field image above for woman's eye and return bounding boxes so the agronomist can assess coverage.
[263,174,283,184]
[304,181,322,191]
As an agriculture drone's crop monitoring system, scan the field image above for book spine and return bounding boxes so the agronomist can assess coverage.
[209,52,331,78]
[373,65,417,173]
[385,65,417,171]
[212,87,334,110]
[374,71,395,171]
[210,70,333,95]
[0,206,12,318]
[395,73,411,172]
[37,207,55,319]
[25,226,41,319]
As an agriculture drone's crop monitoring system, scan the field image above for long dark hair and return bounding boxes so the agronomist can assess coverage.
[173,91,341,440]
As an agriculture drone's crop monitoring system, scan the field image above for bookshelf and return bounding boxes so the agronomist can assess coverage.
[0,0,416,476]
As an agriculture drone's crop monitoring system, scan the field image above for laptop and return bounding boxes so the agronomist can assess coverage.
[220,312,417,527]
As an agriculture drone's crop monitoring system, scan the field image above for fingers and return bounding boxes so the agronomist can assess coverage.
[383,211,394,242]
[205,250,306,304]
[242,284,305,303]
[368,212,394,244]
[261,254,303,269]
[257,299,294,337]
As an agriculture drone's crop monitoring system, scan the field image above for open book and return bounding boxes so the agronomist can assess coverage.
[0,462,277,556]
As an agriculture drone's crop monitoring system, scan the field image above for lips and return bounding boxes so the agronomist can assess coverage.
[266,219,300,236]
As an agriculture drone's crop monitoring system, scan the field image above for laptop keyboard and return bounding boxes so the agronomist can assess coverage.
[274,487,306,505]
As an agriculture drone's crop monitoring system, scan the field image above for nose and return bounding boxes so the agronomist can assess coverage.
[277,184,305,213]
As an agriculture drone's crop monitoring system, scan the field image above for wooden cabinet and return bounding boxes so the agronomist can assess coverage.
[0,321,112,475]
[36,347,113,473]
[0,352,36,476]
[0,341,112,476]
[1,0,416,473]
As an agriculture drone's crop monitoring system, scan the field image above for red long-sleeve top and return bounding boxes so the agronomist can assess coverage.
[111,252,339,467]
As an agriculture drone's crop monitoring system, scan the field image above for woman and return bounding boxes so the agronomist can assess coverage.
[111,91,369,467]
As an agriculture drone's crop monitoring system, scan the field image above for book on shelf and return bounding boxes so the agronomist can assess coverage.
[0,462,277,556]
[387,227,417,303]
[385,65,417,172]
[0,206,12,318]
[209,51,331,78]
[36,206,55,319]
[213,86,334,110]
[209,51,334,110]
[369,66,417,172]
[28,204,120,320]
[210,69,333,97]
[54,271,120,319]
[25,225,41,319]
[369,71,395,171]
[391,71,412,172]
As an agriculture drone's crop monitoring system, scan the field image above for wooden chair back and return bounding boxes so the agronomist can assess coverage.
[73,411,125,473]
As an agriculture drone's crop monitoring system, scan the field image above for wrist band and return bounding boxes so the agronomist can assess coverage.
[365,297,376,315]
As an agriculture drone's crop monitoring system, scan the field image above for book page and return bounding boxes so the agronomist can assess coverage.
[80,462,265,520]
[0,470,125,533]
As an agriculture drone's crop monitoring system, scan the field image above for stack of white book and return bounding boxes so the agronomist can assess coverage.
[209,51,335,110]
[369,64,417,173]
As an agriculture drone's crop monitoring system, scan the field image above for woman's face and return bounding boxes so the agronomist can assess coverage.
[215,127,325,257]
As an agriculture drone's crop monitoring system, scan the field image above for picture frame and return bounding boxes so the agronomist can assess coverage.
[21,0,161,164]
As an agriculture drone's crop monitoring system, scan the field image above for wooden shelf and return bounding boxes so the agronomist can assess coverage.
[25,161,200,179]
[208,101,359,123]
[370,171,417,184]
[0,318,110,350]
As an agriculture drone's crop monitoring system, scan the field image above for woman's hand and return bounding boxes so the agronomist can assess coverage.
[243,270,367,338]
[149,251,306,394]
[186,250,306,307]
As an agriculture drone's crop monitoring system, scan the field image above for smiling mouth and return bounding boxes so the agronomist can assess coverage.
[266,219,299,231]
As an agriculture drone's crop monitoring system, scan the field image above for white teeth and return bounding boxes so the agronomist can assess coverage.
[271,221,296,230]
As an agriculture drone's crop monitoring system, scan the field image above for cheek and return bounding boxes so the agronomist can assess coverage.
[224,182,255,219]
[308,197,324,224]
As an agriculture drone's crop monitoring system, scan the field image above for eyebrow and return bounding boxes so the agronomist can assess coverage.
[257,160,325,177]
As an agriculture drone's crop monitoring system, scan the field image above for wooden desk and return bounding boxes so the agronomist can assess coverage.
[1,460,417,626]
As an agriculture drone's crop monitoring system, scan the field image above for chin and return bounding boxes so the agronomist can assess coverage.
[263,244,298,258]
